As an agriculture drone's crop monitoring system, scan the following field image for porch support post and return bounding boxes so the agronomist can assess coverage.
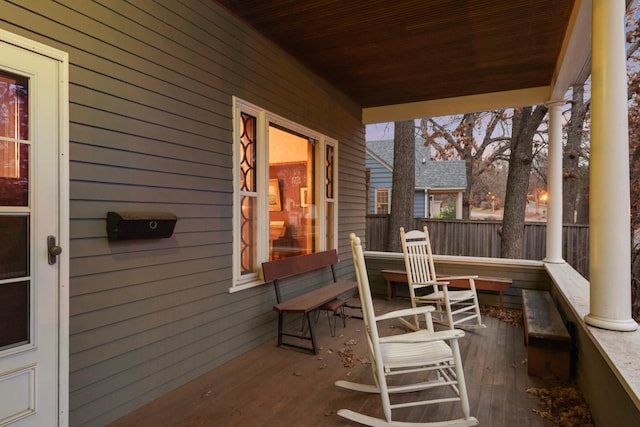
[456,191,463,219]
[544,101,565,263]
[585,0,637,331]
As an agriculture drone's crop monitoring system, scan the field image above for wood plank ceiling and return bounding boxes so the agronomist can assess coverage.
[214,0,576,109]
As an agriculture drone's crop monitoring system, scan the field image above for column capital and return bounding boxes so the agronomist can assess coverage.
[544,100,566,109]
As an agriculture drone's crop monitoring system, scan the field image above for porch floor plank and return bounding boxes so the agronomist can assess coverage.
[107,297,556,427]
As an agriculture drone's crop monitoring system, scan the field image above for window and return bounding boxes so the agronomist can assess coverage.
[231,98,337,290]
[376,189,390,214]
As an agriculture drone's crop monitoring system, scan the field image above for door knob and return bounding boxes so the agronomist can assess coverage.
[47,235,62,265]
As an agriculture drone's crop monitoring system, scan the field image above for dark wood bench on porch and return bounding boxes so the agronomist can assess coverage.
[262,250,358,354]
[522,289,571,380]
[380,269,512,308]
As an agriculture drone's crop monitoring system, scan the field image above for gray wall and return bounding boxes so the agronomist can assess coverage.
[0,1,365,425]
[365,152,392,214]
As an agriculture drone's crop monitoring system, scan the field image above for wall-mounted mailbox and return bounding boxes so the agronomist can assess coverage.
[107,211,178,241]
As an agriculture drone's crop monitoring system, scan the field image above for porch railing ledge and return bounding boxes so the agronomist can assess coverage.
[546,261,640,414]
[365,250,545,269]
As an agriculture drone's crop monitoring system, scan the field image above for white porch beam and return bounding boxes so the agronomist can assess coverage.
[362,86,550,124]
[585,0,637,331]
[544,101,565,263]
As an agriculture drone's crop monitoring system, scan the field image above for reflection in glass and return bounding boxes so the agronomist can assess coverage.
[0,215,29,279]
[0,142,29,206]
[0,280,29,350]
[0,71,28,140]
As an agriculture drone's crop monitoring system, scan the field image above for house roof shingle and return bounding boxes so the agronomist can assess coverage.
[366,139,467,189]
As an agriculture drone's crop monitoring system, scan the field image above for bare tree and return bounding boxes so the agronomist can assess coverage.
[386,120,415,252]
[626,0,640,320]
[420,111,510,218]
[501,106,549,259]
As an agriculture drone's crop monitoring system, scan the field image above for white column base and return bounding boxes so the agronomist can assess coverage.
[543,257,565,264]
[585,313,638,332]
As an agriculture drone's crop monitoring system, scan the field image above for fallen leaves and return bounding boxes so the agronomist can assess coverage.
[527,385,594,426]
[480,305,523,326]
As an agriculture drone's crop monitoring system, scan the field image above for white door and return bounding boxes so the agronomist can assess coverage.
[0,34,66,426]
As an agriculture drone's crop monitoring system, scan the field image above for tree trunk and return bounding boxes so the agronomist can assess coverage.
[563,84,588,223]
[386,120,415,252]
[501,106,548,259]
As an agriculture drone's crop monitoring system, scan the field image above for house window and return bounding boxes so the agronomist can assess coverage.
[376,189,390,214]
[231,98,338,290]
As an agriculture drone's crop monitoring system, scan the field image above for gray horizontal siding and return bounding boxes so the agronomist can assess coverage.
[0,0,365,426]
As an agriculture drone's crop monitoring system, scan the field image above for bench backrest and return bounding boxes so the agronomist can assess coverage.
[262,250,340,303]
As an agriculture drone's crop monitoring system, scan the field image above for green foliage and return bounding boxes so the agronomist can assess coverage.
[435,201,457,219]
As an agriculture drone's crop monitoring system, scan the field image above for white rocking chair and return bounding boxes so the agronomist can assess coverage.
[400,227,484,331]
[334,233,478,427]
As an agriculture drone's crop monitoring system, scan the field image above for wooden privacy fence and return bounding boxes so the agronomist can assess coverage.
[365,215,590,279]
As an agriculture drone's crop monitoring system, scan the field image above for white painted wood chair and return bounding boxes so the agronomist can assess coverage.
[400,227,484,331]
[334,233,478,427]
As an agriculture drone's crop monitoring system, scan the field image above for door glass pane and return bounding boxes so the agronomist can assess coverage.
[0,70,29,207]
[0,216,29,280]
[0,70,30,351]
[0,71,28,140]
[0,142,29,206]
[0,280,29,350]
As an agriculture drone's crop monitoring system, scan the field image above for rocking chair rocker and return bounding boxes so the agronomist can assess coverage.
[334,233,478,427]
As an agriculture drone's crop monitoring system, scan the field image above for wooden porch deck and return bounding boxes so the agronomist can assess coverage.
[108,297,562,427]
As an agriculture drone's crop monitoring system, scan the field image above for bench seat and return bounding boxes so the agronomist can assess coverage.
[522,289,571,380]
[273,281,356,313]
[263,251,358,354]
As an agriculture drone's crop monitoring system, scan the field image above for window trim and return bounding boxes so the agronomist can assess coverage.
[375,188,390,214]
[229,97,338,292]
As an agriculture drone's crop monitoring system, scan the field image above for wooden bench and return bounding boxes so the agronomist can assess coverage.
[522,289,571,380]
[262,250,358,354]
[380,269,512,308]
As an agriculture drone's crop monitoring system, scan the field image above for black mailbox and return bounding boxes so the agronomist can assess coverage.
[107,211,178,241]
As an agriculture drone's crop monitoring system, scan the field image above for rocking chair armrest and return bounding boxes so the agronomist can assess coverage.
[435,274,479,281]
[380,328,466,344]
[374,305,435,322]
[411,280,450,289]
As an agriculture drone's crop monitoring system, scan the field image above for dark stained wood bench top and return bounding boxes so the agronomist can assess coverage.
[380,269,512,307]
[522,289,571,345]
[273,280,357,313]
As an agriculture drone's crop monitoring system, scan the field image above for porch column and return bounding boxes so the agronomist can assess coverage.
[456,191,463,219]
[585,0,637,331]
[543,101,565,263]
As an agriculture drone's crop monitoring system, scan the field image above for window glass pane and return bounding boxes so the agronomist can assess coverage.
[240,113,256,192]
[269,126,315,259]
[240,196,257,275]
[376,189,389,214]
[0,71,28,140]
[0,215,29,279]
[0,280,29,350]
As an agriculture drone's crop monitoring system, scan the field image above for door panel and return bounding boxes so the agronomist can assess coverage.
[0,39,60,427]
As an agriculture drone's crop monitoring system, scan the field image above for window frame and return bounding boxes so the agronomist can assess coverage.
[375,188,390,214]
[230,97,338,292]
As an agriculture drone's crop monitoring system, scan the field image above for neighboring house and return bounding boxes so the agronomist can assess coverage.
[366,139,466,218]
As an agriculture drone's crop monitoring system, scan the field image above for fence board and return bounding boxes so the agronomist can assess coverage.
[366,216,590,278]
